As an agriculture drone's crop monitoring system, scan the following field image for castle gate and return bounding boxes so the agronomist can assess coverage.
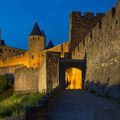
[58,59,86,89]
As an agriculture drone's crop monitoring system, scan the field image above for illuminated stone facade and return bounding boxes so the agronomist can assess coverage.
[0,1,120,93]
[70,2,120,87]
[0,22,69,92]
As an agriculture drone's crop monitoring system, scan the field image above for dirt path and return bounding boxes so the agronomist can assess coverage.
[50,90,120,120]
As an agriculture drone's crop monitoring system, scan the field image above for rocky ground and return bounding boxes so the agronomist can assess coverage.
[50,90,120,120]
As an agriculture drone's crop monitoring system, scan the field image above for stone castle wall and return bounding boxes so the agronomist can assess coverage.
[46,52,71,91]
[72,4,120,86]
[0,52,29,67]
[0,41,69,93]
[0,45,25,59]
[69,12,105,51]
[46,52,61,90]
[14,67,39,92]
[0,65,25,75]
[46,42,68,53]
[0,42,68,68]
[38,54,47,93]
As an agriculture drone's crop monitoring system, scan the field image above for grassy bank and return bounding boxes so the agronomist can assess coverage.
[0,92,43,118]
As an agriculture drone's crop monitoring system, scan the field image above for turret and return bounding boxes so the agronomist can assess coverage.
[47,40,54,49]
[29,22,46,51]
[28,22,46,68]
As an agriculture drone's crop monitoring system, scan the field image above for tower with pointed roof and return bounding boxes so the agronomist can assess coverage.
[28,22,46,67]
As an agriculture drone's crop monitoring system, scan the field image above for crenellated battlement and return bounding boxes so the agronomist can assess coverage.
[0,0,119,94]
[71,11,105,19]
[0,52,29,68]
[69,0,120,52]
[69,11,105,51]
[71,0,120,88]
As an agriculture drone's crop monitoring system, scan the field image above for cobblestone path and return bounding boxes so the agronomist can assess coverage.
[50,90,120,120]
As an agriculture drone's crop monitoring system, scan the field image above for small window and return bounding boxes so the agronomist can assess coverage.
[9,49,11,52]
[116,20,118,25]
[99,22,102,29]
[73,50,75,55]
[31,55,34,59]
[83,40,85,46]
[90,31,92,38]
[78,46,79,51]
[112,7,116,17]
[110,26,112,30]
[102,33,103,37]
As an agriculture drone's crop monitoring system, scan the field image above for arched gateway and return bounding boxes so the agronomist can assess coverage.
[58,59,86,89]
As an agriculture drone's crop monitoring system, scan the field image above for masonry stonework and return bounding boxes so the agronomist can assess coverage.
[0,1,119,93]
[71,2,120,87]
[69,11,104,51]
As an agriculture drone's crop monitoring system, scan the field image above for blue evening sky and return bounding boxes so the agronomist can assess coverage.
[0,0,117,50]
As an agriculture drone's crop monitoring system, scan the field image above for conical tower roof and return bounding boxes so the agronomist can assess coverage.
[47,40,54,49]
[29,22,45,36]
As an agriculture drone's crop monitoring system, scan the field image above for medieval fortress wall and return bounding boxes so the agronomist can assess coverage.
[14,67,39,92]
[0,1,120,93]
[0,42,68,68]
[0,52,28,67]
[0,39,68,93]
[72,2,120,86]
[69,11,105,51]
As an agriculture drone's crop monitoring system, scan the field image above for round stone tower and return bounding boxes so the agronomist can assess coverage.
[29,22,46,51]
[28,22,46,67]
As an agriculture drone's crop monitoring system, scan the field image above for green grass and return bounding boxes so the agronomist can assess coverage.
[0,92,43,118]
[0,88,13,102]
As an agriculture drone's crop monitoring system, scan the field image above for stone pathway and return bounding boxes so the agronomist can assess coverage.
[50,90,120,120]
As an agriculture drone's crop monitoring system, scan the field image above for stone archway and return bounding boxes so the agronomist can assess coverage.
[59,59,86,89]
[65,68,82,89]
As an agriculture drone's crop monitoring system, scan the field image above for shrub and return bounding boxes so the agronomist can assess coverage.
[0,75,7,93]
[6,74,14,88]
[0,92,43,118]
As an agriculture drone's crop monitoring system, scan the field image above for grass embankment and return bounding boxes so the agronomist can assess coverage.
[0,92,43,119]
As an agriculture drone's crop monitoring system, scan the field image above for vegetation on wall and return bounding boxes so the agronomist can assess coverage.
[0,75,14,102]
[0,75,8,93]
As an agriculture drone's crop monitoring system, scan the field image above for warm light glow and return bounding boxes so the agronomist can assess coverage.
[61,52,64,58]
[65,68,82,89]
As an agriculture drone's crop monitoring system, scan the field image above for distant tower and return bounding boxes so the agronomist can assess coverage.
[29,22,46,51]
[0,29,6,46]
[47,40,54,49]
[28,22,46,67]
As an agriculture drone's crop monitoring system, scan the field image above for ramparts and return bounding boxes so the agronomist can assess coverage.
[72,2,120,86]
[69,11,105,51]
[14,66,39,92]
[0,52,29,67]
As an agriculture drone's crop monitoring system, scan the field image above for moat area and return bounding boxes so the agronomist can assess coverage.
[50,90,120,120]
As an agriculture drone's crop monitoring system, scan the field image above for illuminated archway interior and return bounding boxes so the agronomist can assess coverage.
[65,68,82,89]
